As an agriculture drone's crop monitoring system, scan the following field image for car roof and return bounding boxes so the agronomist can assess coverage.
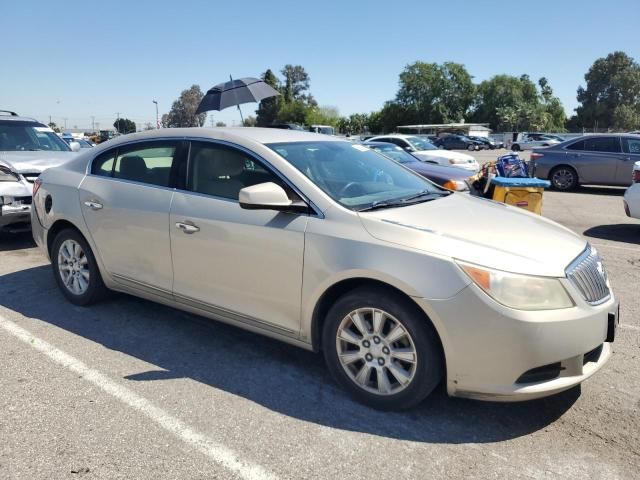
[98,127,339,149]
[0,115,42,124]
[369,134,412,139]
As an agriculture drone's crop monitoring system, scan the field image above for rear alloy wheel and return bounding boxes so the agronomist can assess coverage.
[467,144,475,151]
[550,166,578,191]
[323,288,442,410]
[52,228,107,305]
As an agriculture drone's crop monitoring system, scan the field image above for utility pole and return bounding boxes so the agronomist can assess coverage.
[49,115,52,126]
[63,118,68,130]
[152,100,159,129]
[210,115,214,128]
[116,112,120,133]
[91,116,95,132]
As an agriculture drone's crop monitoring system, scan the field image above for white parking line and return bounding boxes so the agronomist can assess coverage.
[590,242,640,252]
[0,314,277,480]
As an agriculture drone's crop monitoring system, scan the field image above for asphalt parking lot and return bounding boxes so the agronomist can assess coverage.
[0,164,639,479]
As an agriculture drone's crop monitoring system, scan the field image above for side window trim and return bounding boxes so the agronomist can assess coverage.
[182,137,322,217]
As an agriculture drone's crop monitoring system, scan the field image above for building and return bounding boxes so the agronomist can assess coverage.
[396,123,492,137]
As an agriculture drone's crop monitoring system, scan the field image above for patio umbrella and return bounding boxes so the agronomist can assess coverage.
[195,76,280,124]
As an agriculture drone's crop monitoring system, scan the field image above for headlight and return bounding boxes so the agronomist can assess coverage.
[448,158,469,165]
[456,261,574,310]
[0,165,19,182]
[442,179,468,191]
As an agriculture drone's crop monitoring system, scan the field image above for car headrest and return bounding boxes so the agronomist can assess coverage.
[119,155,147,180]
[194,148,244,179]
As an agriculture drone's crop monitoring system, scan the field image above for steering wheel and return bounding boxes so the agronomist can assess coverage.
[338,182,365,198]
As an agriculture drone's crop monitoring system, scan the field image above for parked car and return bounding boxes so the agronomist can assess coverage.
[365,134,479,172]
[33,128,617,410]
[511,133,564,151]
[623,161,640,219]
[0,111,79,232]
[267,123,305,131]
[433,135,480,151]
[308,124,335,135]
[62,137,95,149]
[531,135,640,190]
[364,142,473,192]
[468,136,498,150]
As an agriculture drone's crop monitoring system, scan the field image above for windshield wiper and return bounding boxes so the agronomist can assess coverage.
[358,190,450,212]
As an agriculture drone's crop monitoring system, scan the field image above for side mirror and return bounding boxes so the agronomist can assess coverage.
[69,141,81,152]
[404,146,415,152]
[239,182,309,213]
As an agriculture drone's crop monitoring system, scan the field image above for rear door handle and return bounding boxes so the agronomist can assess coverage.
[175,221,200,234]
[84,200,103,210]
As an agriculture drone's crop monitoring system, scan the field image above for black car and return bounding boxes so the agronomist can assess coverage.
[468,136,498,150]
[434,135,479,151]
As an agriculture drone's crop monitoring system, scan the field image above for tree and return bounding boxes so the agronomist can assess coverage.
[256,69,282,126]
[575,51,640,130]
[395,61,475,124]
[305,105,340,127]
[48,122,61,133]
[215,121,227,127]
[164,85,207,128]
[281,64,315,105]
[113,117,136,134]
[242,116,257,127]
[472,74,566,131]
[275,100,310,124]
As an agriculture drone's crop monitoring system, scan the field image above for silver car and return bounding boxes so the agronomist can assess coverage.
[0,112,79,232]
[31,128,618,410]
[532,134,640,190]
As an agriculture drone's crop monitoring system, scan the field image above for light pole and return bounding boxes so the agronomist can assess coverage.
[153,100,159,129]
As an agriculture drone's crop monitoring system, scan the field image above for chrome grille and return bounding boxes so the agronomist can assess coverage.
[566,247,610,305]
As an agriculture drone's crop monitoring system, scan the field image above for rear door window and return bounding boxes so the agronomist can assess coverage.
[92,150,117,176]
[583,137,621,153]
[566,140,585,151]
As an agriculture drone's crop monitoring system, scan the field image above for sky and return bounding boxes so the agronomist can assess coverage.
[2,0,639,131]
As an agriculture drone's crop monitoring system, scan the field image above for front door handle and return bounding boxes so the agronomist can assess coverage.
[84,200,103,210]
[175,221,200,234]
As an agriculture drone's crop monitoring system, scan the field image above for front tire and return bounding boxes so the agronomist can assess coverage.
[322,287,443,410]
[51,228,107,305]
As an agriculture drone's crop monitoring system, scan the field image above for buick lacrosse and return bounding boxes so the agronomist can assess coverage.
[31,128,618,410]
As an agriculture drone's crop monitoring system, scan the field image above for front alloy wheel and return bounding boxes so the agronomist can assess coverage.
[323,288,443,410]
[336,308,417,395]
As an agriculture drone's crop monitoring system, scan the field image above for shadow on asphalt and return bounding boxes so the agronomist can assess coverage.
[0,232,36,252]
[0,265,579,444]
[584,224,640,246]
[568,186,627,196]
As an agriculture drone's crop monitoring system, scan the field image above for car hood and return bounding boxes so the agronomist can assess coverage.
[359,193,586,277]
[0,151,78,173]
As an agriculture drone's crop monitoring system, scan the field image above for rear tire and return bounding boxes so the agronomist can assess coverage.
[51,228,107,306]
[322,287,443,410]
[549,166,578,191]
[511,144,521,151]
[467,144,475,151]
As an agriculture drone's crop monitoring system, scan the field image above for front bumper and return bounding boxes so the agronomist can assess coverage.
[414,283,617,401]
[0,200,31,228]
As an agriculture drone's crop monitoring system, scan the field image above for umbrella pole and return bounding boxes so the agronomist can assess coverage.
[237,104,245,125]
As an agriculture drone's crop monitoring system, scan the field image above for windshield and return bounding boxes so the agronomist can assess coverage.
[405,136,438,151]
[366,144,416,164]
[0,122,71,152]
[267,141,444,210]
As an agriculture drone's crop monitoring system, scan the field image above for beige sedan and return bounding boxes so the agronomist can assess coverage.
[31,128,618,410]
